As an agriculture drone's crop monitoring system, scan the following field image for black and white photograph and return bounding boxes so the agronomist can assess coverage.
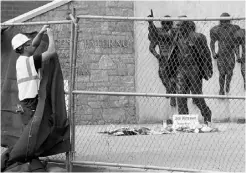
[1,0,245,172]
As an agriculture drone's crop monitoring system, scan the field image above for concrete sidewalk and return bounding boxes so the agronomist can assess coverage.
[47,163,198,172]
[2,122,245,172]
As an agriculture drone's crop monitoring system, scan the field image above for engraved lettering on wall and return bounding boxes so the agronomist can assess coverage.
[82,39,130,49]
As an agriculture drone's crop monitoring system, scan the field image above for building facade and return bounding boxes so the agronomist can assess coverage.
[4,0,245,124]
[1,1,50,22]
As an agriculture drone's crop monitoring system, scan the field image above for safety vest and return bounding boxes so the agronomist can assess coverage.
[16,55,40,101]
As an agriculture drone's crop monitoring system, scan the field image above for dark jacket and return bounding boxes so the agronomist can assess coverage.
[167,31,213,80]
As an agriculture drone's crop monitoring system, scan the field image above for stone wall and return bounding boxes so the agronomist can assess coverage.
[22,1,136,125]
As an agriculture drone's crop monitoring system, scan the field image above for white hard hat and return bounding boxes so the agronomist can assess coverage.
[11,33,30,50]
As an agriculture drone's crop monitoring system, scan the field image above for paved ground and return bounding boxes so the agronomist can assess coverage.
[2,123,245,172]
[66,123,245,172]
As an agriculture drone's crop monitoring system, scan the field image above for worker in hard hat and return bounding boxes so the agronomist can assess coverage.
[12,25,56,123]
[210,12,241,95]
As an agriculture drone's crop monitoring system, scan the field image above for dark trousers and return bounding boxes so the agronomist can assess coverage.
[159,67,176,94]
[217,51,235,93]
[19,95,39,125]
[176,65,211,122]
[159,67,177,106]
[159,55,176,96]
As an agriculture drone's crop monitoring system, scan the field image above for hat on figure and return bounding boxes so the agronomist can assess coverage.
[11,33,30,50]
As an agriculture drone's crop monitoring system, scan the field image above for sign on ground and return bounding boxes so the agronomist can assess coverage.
[172,114,199,129]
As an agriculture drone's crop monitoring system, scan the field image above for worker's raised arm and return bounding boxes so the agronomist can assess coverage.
[29,25,49,55]
[41,28,56,62]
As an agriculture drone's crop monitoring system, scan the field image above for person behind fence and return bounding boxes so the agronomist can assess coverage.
[234,28,245,89]
[172,15,197,105]
[147,10,177,107]
[12,25,56,124]
[210,12,241,95]
[167,19,213,126]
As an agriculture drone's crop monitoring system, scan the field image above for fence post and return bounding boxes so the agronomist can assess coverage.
[68,8,79,172]
[71,19,79,165]
[67,7,76,172]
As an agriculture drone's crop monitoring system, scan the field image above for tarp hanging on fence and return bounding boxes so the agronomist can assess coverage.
[1,26,70,170]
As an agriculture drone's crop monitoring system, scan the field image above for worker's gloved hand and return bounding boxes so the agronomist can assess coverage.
[40,25,49,33]
[46,28,54,37]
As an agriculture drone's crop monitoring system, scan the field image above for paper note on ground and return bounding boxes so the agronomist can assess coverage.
[173,114,200,129]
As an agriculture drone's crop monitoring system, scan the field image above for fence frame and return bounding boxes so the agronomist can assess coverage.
[77,15,246,21]
[1,15,245,172]
[69,15,246,172]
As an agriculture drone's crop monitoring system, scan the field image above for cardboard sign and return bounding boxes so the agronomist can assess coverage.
[172,114,199,129]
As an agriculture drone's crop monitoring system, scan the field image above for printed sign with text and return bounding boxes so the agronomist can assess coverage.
[173,114,200,129]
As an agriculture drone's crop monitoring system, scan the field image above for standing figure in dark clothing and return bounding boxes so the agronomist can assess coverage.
[234,28,245,89]
[210,12,241,95]
[168,20,213,125]
[148,11,176,106]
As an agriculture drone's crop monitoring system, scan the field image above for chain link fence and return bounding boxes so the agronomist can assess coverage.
[1,16,245,172]
[136,18,245,124]
[71,16,245,172]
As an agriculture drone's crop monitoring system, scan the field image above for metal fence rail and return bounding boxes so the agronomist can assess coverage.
[1,20,72,26]
[77,15,246,21]
[72,90,246,99]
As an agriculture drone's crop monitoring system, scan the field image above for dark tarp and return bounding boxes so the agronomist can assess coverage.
[1,26,70,170]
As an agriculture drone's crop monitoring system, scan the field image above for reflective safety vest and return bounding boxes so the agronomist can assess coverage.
[16,56,40,101]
